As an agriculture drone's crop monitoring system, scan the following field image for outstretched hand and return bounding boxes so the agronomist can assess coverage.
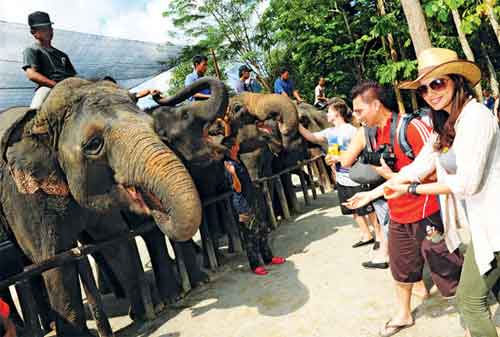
[343,191,373,209]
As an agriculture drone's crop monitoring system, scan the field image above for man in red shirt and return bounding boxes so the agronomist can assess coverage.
[344,81,463,337]
[0,298,15,337]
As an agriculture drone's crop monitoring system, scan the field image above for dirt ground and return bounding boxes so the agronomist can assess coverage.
[86,190,500,337]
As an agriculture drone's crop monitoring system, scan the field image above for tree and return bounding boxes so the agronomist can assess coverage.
[164,0,272,90]
[400,0,432,55]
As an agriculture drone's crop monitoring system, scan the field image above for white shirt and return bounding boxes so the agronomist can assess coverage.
[400,99,500,275]
[314,85,325,105]
[314,124,359,187]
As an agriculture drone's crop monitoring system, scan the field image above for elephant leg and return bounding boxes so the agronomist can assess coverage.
[83,214,149,322]
[282,173,300,214]
[178,240,209,288]
[29,275,56,332]
[141,227,182,304]
[43,264,93,337]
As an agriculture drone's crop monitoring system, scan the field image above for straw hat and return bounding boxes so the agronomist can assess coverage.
[399,48,481,90]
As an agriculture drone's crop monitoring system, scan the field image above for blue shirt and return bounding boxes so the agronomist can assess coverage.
[185,71,211,101]
[274,78,294,96]
[484,96,495,111]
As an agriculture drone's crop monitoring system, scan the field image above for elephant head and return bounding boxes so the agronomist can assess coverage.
[147,78,228,166]
[1,78,201,241]
[226,93,302,153]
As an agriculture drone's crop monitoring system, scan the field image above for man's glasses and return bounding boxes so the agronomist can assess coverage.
[416,78,449,96]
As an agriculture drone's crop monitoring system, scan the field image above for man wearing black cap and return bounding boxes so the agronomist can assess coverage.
[235,65,254,94]
[23,11,77,109]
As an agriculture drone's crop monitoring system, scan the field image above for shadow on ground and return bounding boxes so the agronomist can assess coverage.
[110,192,350,336]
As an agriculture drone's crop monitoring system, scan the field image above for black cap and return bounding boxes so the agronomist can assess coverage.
[238,65,252,77]
[28,11,53,29]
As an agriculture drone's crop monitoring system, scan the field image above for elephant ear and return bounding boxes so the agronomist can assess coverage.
[5,137,69,196]
[0,107,69,196]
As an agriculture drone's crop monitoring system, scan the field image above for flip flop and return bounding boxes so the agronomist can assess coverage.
[379,319,414,337]
[352,238,375,248]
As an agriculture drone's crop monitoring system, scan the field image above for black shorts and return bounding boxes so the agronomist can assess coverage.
[337,184,374,216]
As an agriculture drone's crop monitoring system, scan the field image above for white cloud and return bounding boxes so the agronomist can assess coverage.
[0,0,181,43]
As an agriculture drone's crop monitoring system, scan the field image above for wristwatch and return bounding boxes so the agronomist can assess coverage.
[407,182,420,196]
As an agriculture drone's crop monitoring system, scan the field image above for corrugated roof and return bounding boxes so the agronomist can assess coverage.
[0,20,182,110]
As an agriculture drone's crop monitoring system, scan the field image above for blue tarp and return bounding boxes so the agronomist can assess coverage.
[0,20,182,110]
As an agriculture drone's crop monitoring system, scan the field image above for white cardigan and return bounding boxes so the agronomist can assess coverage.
[400,99,500,275]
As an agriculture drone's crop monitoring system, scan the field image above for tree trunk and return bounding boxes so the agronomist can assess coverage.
[377,0,406,114]
[487,4,500,46]
[451,8,483,99]
[400,0,432,56]
[484,44,499,97]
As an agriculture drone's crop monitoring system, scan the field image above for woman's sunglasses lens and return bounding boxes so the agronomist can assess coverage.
[430,79,447,91]
[417,78,447,95]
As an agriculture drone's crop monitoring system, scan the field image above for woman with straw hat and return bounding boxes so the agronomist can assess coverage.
[348,47,500,336]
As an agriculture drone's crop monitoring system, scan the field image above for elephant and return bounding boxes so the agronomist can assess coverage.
[224,93,309,217]
[0,78,202,336]
[148,77,232,279]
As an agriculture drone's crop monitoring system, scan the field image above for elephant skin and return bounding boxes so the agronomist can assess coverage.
[0,78,202,336]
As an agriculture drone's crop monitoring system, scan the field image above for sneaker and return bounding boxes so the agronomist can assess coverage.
[253,266,269,275]
[269,256,286,265]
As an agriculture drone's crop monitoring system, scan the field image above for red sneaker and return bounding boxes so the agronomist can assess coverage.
[253,266,268,275]
[269,256,286,265]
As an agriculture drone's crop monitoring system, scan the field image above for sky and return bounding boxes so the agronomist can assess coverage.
[0,0,180,44]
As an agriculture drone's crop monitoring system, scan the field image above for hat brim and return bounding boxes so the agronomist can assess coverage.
[30,22,54,28]
[399,60,481,90]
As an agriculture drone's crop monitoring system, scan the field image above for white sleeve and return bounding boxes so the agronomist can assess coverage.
[314,86,321,98]
[399,138,436,182]
[442,104,498,198]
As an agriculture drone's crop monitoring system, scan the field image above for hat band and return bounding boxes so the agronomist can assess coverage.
[30,22,53,28]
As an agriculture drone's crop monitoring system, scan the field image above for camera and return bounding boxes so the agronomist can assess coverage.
[360,144,396,168]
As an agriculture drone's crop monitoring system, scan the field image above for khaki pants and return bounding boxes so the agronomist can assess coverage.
[30,86,51,109]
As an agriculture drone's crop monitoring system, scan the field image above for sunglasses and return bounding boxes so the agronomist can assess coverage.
[416,78,449,96]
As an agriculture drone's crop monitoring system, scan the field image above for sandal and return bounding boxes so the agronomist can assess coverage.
[379,319,414,337]
[352,238,374,248]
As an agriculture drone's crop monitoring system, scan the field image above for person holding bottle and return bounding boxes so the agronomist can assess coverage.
[298,99,383,250]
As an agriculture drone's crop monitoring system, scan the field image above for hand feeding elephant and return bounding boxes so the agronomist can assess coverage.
[148,77,231,279]
[0,78,202,336]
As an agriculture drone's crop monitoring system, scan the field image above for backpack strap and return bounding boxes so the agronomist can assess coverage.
[389,111,398,150]
[398,115,417,160]
[363,126,377,152]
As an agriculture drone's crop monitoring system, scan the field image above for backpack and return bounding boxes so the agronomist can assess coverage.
[366,108,430,161]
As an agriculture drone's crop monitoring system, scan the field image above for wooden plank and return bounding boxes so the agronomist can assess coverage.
[77,258,114,337]
[200,211,218,271]
[170,240,191,294]
[306,163,318,200]
[262,181,278,229]
[274,177,290,220]
[297,168,311,205]
[223,199,243,253]
[15,279,43,337]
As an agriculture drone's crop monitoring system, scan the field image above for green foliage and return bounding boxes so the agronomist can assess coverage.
[376,60,417,84]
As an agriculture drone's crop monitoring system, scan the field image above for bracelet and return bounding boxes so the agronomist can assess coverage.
[407,182,420,196]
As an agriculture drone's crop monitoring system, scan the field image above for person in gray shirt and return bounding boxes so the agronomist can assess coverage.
[235,65,254,94]
[22,11,77,109]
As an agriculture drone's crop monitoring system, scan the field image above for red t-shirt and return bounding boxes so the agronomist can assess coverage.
[0,298,10,319]
[376,115,440,223]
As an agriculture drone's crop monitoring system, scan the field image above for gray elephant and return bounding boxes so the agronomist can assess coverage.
[149,78,235,266]
[0,78,202,336]
[223,93,308,217]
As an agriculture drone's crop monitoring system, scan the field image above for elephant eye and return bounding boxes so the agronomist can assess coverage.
[233,104,242,113]
[182,111,190,120]
[83,136,104,156]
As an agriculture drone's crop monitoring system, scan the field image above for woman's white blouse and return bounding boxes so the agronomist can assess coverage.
[400,99,500,275]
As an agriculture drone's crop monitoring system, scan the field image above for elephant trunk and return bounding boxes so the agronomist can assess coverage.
[155,77,228,121]
[108,125,202,241]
